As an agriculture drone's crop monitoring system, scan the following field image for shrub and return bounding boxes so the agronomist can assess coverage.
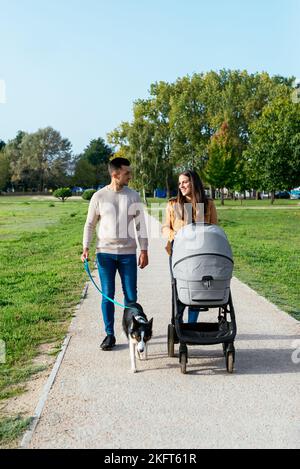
[82,189,96,201]
[53,187,72,202]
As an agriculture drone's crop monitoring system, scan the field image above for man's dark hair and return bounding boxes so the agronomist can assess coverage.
[108,157,131,175]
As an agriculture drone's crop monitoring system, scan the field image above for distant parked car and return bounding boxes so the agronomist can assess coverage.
[72,186,84,194]
[275,191,290,199]
[290,187,300,199]
[154,188,167,198]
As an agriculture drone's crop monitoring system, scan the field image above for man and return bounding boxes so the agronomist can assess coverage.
[81,157,149,350]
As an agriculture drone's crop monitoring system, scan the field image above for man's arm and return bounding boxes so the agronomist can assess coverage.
[161,201,175,241]
[133,195,149,269]
[81,195,100,262]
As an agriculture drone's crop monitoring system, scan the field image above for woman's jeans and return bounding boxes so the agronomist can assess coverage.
[187,308,200,323]
[97,253,137,336]
[169,249,199,323]
[177,302,200,323]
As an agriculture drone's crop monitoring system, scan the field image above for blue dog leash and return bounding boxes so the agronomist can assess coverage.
[83,258,133,310]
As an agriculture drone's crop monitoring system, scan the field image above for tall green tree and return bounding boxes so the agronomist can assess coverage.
[0,142,10,191]
[108,83,177,199]
[205,122,239,204]
[108,105,160,201]
[73,137,113,187]
[20,127,72,191]
[245,95,300,203]
[170,74,210,173]
[4,131,29,190]
[146,81,177,197]
[72,156,98,187]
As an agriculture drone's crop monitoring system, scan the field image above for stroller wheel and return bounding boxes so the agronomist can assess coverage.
[226,351,234,373]
[180,352,187,374]
[167,324,175,357]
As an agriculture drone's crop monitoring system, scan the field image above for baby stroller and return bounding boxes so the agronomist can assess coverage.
[168,223,237,374]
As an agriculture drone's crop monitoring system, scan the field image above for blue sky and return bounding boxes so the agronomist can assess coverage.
[0,0,298,154]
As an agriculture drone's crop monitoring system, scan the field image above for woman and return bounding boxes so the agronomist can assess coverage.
[162,170,218,323]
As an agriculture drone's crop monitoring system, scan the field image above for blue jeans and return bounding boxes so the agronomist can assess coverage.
[177,304,200,323]
[188,308,200,323]
[96,253,137,336]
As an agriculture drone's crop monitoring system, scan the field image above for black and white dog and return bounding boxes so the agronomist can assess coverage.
[122,303,153,373]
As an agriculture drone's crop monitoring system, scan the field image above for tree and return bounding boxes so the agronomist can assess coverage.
[202,70,292,195]
[4,131,28,190]
[170,74,210,173]
[83,138,112,166]
[72,156,98,188]
[108,109,158,202]
[0,147,10,191]
[20,127,72,191]
[147,81,178,197]
[53,187,72,202]
[108,82,178,199]
[245,96,300,203]
[73,138,113,187]
[205,122,239,205]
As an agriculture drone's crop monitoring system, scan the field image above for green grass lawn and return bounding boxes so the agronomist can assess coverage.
[0,196,92,444]
[218,209,300,320]
[147,198,300,320]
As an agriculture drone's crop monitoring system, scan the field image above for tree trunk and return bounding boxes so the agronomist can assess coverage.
[39,170,44,193]
[210,186,216,199]
[221,188,225,206]
[271,191,275,205]
[141,187,147,205]
[165,173,170,199]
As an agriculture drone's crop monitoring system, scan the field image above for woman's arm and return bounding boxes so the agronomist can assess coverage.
[161,201,176,241]
[209,199,218,224]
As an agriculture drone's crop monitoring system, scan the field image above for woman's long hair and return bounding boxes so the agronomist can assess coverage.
[176,170,208,222]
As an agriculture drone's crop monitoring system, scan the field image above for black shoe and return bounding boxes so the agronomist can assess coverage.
[100,335,116,351]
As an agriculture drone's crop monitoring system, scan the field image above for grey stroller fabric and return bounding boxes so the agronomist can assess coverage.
[172,224,233,306]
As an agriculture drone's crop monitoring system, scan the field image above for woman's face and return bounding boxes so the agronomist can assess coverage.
[178,174,192,197]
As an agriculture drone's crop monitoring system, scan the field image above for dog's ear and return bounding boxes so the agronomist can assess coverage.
[148,318,153,327]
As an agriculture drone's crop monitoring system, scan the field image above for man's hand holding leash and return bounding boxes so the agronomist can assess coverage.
[81,248,89,263]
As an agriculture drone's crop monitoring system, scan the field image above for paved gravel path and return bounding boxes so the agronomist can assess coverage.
[26,215,300,449]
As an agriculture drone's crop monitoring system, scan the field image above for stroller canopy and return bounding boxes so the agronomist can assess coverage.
[172,223,233,287]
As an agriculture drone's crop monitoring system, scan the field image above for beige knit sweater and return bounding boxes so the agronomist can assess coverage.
[83,186,148,254]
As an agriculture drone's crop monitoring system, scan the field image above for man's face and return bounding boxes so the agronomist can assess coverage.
[114,165,132,186]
